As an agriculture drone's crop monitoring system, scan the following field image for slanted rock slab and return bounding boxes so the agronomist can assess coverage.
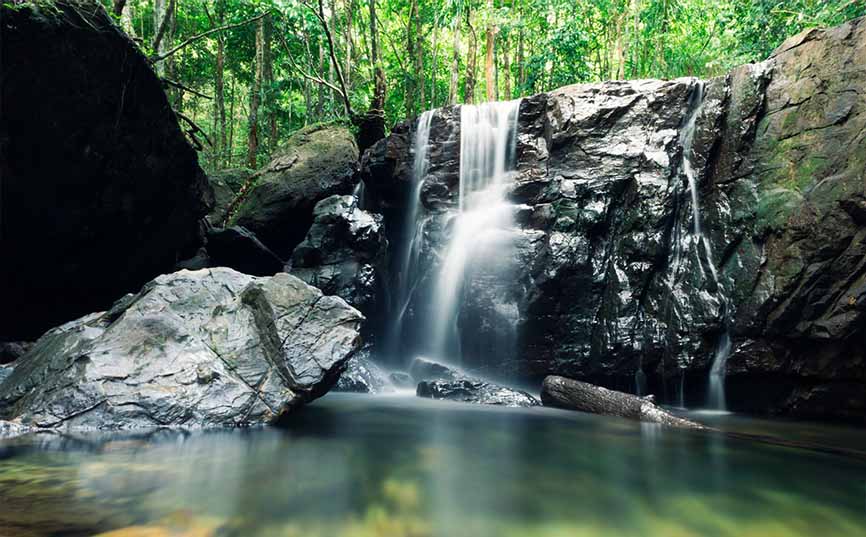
[0,268,363,429]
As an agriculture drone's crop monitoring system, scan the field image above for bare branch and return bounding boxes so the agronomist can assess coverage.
[162,78,212,100]
[150,12,269,64]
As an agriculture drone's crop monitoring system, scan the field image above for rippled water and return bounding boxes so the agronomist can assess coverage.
[1,394,864,537]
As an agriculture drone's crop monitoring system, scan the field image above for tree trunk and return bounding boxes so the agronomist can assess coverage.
[464,6,477,104]
[448,13,460,105]
[317,40,326,120]
[227,76,236,166]
[357,0,387,155]
[247,17,264,169]
[430,19,440,107]
[215,33,226,168]
[484,0,496,102]
[263,14,277,151]
[541,376,705,429]
[502,38,511,99]
[152,0,167,77]
[405,0,419,118]
[118,0,136,38]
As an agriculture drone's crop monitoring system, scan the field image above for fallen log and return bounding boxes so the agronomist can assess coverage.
[541,375,706,430]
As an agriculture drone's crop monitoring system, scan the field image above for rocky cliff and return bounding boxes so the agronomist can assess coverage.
[360,17,866,420]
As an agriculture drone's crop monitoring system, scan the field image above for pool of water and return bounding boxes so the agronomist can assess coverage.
[1,393,864,537]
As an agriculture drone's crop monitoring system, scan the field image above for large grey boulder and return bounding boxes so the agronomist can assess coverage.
[231,124,359,257]
[0,269,363,429]
[290,195,388,337]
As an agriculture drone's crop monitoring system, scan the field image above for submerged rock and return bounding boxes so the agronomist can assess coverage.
[0,2,212,341]
[541,376,704,429]
[289,195,388,336]
[417,379,540,407]
[0,269,363,429]
[232,124,359,257]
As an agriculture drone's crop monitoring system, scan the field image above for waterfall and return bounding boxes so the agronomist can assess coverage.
[707,330,731,410]
[678,81,732,412]
[387,110,434,361]
[416,100,522,366]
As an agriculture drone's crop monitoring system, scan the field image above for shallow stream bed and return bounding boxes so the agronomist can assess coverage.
[1,394,864,536]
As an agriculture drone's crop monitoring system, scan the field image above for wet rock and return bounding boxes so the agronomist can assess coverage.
[289,195,388,336]
[206,226,284,276]
[0,365,12,385]
[541,376,705,429]
[334,351,393,394]
[0,268,363,429]
[0,341,33,365]
[0,2,212,340]
[367,16,866,419]
[232,124,359,257]
[388,371,414,389]
[409,357,462,382]
[207,168,254,226]
[417,379,540,407]
[0,420,29,438]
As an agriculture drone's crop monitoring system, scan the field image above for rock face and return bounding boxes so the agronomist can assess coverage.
[541,376,704,429]
[0,2,212,340]
[360,17,866,420]
[290,195,389,336]
[0,269,363,429]
[0,342,32,365]
[231,124,359,257]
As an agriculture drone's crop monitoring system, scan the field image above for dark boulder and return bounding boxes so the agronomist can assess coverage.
[206,226,284,276]
[207,168,254,226]
[231,123,359,257]
[541,376,704,429]
[0,2,212,340]
[0,268,363,429]
[289,195,388,335]
[417,379,540,407]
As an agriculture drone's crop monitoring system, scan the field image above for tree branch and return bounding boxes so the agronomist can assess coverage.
[162,78,212,100]
[176,111,213,150]
[276,30,346,98]
[149,12,269,64]
[299,0,355,118]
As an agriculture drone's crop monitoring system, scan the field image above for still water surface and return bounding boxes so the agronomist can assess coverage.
[1,394,864,537]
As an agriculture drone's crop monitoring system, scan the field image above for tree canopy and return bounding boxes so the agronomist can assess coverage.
[100,0,866,170]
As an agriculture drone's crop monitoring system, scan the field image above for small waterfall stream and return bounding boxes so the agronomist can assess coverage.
[390,101,521,369]
[678,81,732,412]
[430,101,521,362]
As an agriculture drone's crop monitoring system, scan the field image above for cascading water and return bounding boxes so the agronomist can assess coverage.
[678,81,732,412]
[387,110,434,362]
[430,101,521,362]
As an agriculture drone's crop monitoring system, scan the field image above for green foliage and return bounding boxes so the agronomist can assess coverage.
[92,0,865,172]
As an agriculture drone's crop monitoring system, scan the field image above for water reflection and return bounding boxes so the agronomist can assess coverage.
[0,394,864,537]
